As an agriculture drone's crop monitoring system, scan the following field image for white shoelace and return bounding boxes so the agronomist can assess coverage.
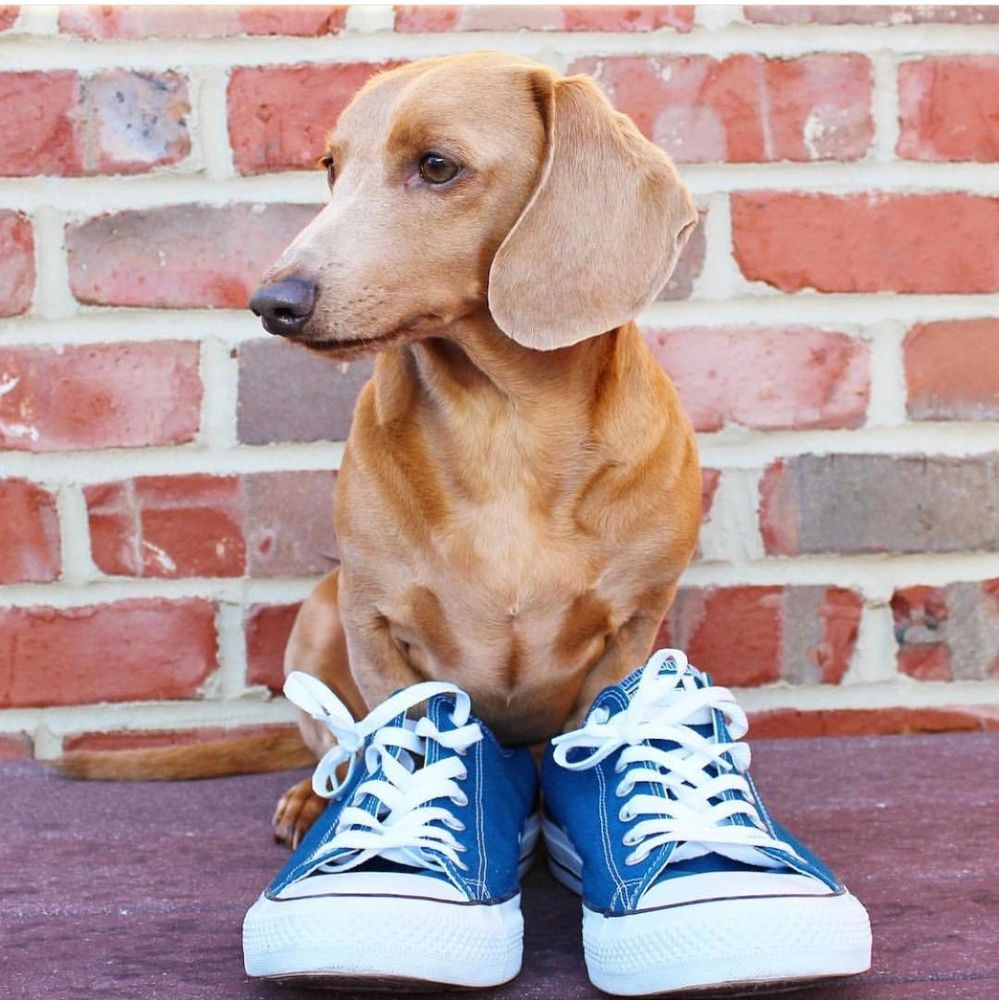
[551,649,790,867]
[284,671,483,873]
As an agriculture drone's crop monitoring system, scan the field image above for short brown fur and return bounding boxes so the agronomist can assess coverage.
[55,53,702,850]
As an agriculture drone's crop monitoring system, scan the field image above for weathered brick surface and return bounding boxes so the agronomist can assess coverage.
[904,319,999,421]
[0,479,60,584]
[60,5,347,38]
[571,54,872,163]
[238,339,373,445]
[66,204,320,308]
[0,342,202,452]
[246,602,301,692]
[760,454,999,555]
[749,704,999,739]
[898,57,999,162]
[657,585,862,687]
[732,193,999,294]
[64,723,296,752]
[228,63,396,174]
[85,471,338,579]
[744,5,999,25]
[86,475,245,578]
[244,471,338,577]
[0,70,190,176]
[76,70,191,174]
[0,10,995,736]
[0,732,32,761]
[395,5,695,32]
[892,581,998,682]
[0,599,217,708]
[0,211,33,317]
[0,72,79,176]
[646,326,869,431]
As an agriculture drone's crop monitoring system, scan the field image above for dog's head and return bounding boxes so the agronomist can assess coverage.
[251,52,697,357]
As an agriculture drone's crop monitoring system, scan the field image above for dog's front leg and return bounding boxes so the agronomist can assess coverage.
[342,616,426,712]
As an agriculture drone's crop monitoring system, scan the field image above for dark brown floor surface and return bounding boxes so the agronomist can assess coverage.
[2,732,997,999]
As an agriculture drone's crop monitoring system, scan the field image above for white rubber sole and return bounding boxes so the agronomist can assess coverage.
[243,813,540,988]
[243,890,524,988]
[544,819,872,996]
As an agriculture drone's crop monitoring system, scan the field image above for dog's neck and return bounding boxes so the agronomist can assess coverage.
[400,308,624,415]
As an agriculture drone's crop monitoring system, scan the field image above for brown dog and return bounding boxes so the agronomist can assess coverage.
[57,52,702,849]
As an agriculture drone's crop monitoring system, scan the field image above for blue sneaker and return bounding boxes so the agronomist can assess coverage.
[243,673,539,988]
[542,648,872,996]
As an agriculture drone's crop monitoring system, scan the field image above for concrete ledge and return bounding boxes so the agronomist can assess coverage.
[3,732,996,998]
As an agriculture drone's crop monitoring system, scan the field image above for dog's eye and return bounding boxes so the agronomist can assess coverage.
[419,153,460,185]
[320,156,335,189]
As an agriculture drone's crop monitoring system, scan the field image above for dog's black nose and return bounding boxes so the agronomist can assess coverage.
[249,277,317,337]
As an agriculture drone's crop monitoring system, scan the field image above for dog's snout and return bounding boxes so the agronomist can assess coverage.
[249,277,317,338]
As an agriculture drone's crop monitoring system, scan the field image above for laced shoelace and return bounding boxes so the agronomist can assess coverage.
[551,649,790,867]
[284,671,483,873]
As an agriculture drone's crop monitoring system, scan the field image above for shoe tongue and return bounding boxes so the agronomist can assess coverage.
[591,652,710,720]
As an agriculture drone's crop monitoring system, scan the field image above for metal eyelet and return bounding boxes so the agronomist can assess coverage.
[618,806,632,823]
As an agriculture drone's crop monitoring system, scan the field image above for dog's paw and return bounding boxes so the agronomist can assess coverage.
[273,777,327,849]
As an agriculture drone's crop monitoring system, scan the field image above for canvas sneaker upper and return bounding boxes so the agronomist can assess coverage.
[542,647,843,914]
[243,673,539,987]
[541,647,872,996]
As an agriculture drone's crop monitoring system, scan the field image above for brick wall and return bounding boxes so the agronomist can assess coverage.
[0,5,997,761]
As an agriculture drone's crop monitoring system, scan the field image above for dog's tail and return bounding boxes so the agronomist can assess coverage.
[50,728,314,781]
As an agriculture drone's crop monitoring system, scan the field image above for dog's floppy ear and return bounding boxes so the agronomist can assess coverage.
[489,73,697,351]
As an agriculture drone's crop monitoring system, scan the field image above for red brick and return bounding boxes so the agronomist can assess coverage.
[84,471,339,579]
[76,70,190,174]
[732,193,999,293]
[86,475,245,579]
[904,319,999,421]
[246,603,301,692]
[0,211,33,317]
[570,54,872,162]
[0,599,217,708]
[745,5,999,25]
[0,70,190,176]
[748,705,999,740]
[60,5,346,38]
[244,471,338,577]
[892,581,997,681]
[64,723,295,753]
[0,72,79,176]
[646,326,869,431]
[228,63,396,174]
[657,584,862,687]
[0,7,18,32]
[0,479,60,584]
[0,732,32,761]
[238,338,373,445]
[66,203,320,308]
[394,5,694,31]
[805,587,864,685]
[0,342,201,452]
[899,57,999,162]
[760,455,999,555]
